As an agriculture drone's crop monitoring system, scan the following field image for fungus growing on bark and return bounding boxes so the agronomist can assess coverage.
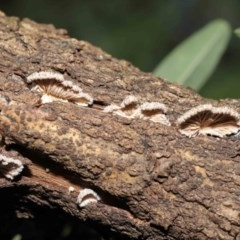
[0,153,24,180]
[102,104,121,113]
[118,95,139,118]
[103,95,139,118]
[177,104,240,137]
[139,102,170,126]
[68,186,75,193]
[77,188,101,207]
[27,71,93,106]
[120,95,138,109]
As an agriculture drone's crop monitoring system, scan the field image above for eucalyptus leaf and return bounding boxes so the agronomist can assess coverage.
[153,19,231,91]
[234,28,240,38]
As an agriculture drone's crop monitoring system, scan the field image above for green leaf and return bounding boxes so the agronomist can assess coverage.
[234,28,240,38]
[153,19,231,91]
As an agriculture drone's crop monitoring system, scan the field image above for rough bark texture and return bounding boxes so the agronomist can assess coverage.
[0,11,240,240]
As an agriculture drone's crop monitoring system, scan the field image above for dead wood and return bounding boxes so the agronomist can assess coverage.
[0,10,240,240]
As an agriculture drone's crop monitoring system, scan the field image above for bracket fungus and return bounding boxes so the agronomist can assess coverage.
[77,188,101,208]
[177,104,240,137]
[139,102,170,125]
[103,95,139,118]
[0,153,24,180]
[26,71,93,106]
[103,97,171,126]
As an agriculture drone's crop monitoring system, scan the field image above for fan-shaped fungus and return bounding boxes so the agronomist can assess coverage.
[103,95,139,118]
[77,188,101,207]
[139,102,170,125]
[27,71,93,106]
[177,104,240,137]
[0,153,24,180]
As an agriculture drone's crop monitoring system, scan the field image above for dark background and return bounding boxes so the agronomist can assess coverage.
[1,0,240,99]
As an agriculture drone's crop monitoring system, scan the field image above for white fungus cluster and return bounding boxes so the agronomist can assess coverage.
[27,71,93,106]
[0,153,24,180]
[27,72,240,139]
[103,95,170,126]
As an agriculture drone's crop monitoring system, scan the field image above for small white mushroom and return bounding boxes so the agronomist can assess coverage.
[77,188,100,207]
[103,95,139,119]
[120,95,138,108]
[27,71,93,106]
[68,186,75,193]
[117,95,139,118]
[0,153,24,180]
[139,102,170,126]
[177,104,240,137]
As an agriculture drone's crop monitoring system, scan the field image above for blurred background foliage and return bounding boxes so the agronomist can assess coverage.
[1,0,240,98]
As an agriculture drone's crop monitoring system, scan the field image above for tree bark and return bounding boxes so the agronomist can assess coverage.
[0,10,240,240]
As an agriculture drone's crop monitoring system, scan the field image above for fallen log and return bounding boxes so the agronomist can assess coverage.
[0,10,240,239]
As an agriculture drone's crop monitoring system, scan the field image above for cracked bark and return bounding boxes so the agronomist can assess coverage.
[0,11,240,240]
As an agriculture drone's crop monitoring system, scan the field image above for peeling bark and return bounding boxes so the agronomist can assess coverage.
[0,11,240,240]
